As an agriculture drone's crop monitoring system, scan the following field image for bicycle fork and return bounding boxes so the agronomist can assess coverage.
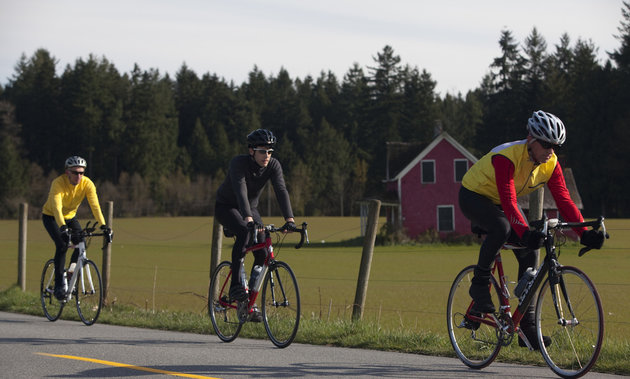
[548,265,579,327]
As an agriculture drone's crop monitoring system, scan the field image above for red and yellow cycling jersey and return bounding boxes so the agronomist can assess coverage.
[462,140,557,205]
[462,139,585,238]
[42,174,106,226]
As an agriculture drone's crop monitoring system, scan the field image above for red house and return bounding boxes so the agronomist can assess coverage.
[384,131,477,239]
[383,132,584,240]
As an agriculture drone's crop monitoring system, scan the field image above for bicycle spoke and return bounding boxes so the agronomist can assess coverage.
[537,266,603,378]
[75,260,102,325]
[262,261,300,348]
[40,259,64,321]
[209,261,242,342]
[447,265,501,369]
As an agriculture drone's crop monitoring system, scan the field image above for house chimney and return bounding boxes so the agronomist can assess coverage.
[433,119,443,138]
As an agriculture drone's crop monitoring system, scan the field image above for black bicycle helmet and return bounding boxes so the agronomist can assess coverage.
[247,129,277,147]
[65,155,87,169]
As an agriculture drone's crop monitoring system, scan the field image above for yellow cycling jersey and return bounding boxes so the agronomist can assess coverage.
[42,174,106,226]
[462,139,557,204]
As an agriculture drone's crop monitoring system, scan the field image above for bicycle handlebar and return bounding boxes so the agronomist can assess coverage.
[531,215,608,257]
[249,222,309,249]
[70,221,114,244]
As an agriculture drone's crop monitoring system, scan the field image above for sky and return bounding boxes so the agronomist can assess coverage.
[0,0,624,96]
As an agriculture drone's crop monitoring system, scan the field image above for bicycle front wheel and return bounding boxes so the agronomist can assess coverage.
[75,259,103,325]
[40,259,64,321]
[446,265,502,369]
[536,266,604,378]
[209,261,242,342]
[262,261,300,348]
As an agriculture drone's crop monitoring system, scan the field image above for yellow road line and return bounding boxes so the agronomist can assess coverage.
[36,352,220,379]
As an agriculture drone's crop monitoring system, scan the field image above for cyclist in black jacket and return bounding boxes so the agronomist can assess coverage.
[215,129,296,319]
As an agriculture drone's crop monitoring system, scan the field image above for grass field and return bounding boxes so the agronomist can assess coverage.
[1,216,629,340]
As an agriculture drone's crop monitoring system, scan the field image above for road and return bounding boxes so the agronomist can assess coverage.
[0,311,624,378]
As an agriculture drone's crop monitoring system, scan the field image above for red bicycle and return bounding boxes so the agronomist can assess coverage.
[208,222,308,348]
[447,216,608,378]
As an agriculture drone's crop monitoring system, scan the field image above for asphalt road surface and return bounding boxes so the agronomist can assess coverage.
[0,311,624,378]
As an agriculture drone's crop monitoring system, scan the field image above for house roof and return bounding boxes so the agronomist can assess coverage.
[384,131,583,210]
[386,131,478,182]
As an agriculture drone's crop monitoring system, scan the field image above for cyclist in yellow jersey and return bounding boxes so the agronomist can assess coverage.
[459,111,605,350]
[42,156,111,300]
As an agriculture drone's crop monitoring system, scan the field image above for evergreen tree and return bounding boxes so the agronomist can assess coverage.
[399,64,438,143]
[523,27,549,106]
[365,46,404,192]
[174,64,203,149]
[479,30,528,150]
[339,63,370,156]
[4,49,61,172]
[610,1,630,71]
[0,101,28,214]
[59,54,127,182]
[121,66,179,182]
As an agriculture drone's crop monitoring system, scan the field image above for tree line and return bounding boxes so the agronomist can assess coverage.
[1,3,629,219]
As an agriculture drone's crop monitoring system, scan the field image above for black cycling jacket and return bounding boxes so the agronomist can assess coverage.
[216,154,294,220]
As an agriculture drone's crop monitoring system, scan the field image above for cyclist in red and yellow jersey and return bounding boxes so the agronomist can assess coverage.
[459,111,605,350]
[42,156,111,300]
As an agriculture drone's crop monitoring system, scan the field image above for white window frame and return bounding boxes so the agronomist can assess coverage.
[454,159,468,183]
[421,160,436,184]
[437,205,454,232]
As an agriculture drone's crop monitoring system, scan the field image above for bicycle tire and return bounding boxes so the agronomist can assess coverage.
[209,261,242,342]
[536,266,604,378]
[446,265,502,369]
[75,259,103,325]
[40,259,65,321]
[262,261,300,348]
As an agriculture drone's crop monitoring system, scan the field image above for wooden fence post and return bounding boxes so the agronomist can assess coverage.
[528,188,544,266]
[18,203,28,291]
[352,199,381,321]
[102,201,113,305]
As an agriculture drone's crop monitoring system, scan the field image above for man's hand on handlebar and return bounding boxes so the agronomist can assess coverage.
[581,229,605,249]
[59,225,70,244]
[100,224,113,243]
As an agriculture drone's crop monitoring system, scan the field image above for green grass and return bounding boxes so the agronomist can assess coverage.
[1,216,629,375]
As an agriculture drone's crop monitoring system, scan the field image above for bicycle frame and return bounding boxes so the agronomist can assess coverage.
[218,223,308,319]
[63,240,96,302]
[465,216,606,347]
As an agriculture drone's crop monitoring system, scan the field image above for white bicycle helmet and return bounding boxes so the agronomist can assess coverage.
[527,110,566,146]
[65,155,87,169]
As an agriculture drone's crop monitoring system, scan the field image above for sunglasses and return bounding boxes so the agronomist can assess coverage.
[253,148,274,155]
[537,139,560,150]
[69,170,85,176]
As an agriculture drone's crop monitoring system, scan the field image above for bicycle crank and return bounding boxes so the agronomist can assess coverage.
[236,301,249,324]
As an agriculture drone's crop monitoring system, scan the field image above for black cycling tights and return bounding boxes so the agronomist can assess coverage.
[42,215,81,286]
[458,187,536,279]
[214,203,267,285]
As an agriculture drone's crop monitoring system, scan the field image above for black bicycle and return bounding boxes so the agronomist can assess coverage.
[447,216,608,378]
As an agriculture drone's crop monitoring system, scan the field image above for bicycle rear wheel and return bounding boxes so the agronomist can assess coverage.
[209,261,242,342]
[40,259,65,321]
[75,259,103,325]
[446,265,502,369]
[536,266,604,378]
[262,261,300,348]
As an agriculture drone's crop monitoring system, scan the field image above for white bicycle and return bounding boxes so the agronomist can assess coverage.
[40,222,113,325]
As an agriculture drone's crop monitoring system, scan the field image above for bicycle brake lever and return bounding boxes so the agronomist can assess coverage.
[295,222,309,249]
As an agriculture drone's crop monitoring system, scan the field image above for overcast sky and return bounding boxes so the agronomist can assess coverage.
[0,0,624,95]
